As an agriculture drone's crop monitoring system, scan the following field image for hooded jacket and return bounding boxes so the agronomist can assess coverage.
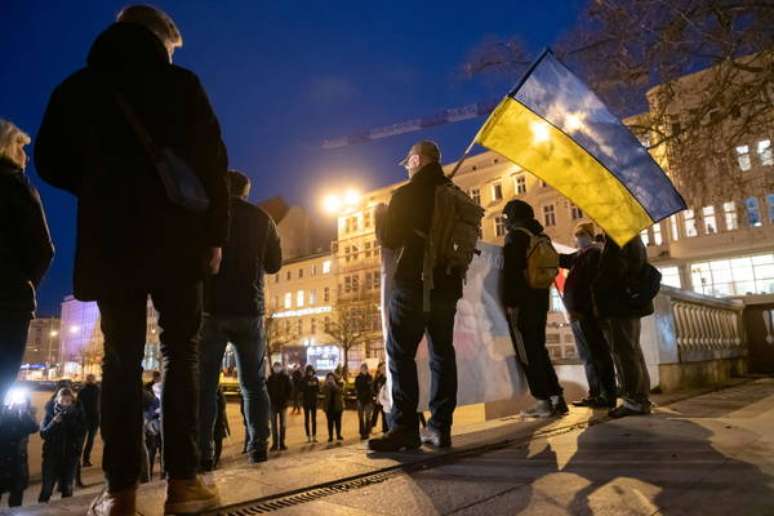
[40,402,86,462]
[267,370,293,410]
[0,159,54,315]
[559,243,602,319]
[35,22,228,300]
[593,235,655,319]
[502,218,550,315]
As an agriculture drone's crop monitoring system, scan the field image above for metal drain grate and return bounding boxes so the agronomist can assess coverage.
[222,470,397,515]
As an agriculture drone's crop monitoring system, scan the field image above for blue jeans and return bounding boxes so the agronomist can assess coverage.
[0,312,31,402]
[571,318,616,400]
[387,286,459,432]
[199,315,270,461]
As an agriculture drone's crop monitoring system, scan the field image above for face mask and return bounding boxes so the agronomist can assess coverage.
[576,235,593,249]
[273,366,282,374]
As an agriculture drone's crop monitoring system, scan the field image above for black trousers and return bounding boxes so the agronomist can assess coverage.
[82,420,99,463]
[303,405,317,437]
[511,309,563,400]
[97,282,202,492]
[326,410,342,439]
[571,317,617,400]
[386,286,459,432]
[370,404,389,433]
[39,457,77,502]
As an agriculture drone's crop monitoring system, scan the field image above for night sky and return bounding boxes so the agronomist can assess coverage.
[1,1,583,316]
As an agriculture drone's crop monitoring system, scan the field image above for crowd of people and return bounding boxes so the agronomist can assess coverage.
[0,4,660,514]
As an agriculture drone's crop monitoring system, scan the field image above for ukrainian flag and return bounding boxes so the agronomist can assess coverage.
[475,49,686,245]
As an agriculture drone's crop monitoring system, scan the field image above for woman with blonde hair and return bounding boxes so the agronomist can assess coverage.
[0,119,54,403]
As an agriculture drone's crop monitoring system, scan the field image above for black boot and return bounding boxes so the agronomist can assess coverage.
[368,428,421,452]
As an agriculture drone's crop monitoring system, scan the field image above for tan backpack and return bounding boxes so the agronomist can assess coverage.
[514,227,559,289]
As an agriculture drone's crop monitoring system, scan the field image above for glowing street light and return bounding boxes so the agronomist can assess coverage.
[343,189,361,205]
[49,330,59,338]
[323,194,342,214]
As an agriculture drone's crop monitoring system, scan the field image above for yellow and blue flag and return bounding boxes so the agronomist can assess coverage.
[474,49,686,245]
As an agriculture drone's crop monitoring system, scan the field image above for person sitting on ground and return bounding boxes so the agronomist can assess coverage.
[266,362,293,451]
[39,388,85,503]
[355,364,374,440]
[322,373,345,442]
[502,200,568,418]
[0,388,38,508]
[559,223,617,408]
[302,365,320,443]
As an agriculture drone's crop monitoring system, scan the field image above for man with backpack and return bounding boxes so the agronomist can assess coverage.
[592,234,658,418]
[502,200,568,418]
[370,140,483,452]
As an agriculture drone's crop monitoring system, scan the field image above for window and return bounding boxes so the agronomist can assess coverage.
[469,188,481,205]
[285,320,290,334]
[767,194,774,223]
[640,229,651,246]
[570,204,583,220]
[352,274,359,292]
[543,204,556,227]
[736,145,752,171]
[495,216,506,237]
[723,202,738,231]
[757,139,773,166]
[344,276,352,293]
[309,289,317,305]
[364,241,372,257]
[296,290,304,307]
[297,319,302,335]
[691,253,774,296]
[746,197,762,227]
[284,293,292,309]
[298,268,304,279]
[365,271,373,290]
[322,260,332,274]
[541,180,548,188]
[310,318,317,334]
[274,274,279,284]
[364,210,372,228]
[344,246,351,263]
[658,266,681,288]
[373,272,381,289]
[312,264,317,276]
[670,215,680,241]
[491,182,503,201]
[286,270,292,281]
[653,223,663,246]
[702,206,717,234]
[323,287,330,303]
[683,209,698,237]
[351,245,359,261]
[324,317,331,332]
[514,175,526,194]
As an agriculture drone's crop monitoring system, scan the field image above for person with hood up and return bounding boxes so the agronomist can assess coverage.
[35,5,228,514]
[39,388,86,503]
[266,362,293,451]
[0,388,39,507]
[502,200,568,418]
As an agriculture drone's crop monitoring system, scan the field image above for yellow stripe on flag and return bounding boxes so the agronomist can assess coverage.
[475,98,653,245]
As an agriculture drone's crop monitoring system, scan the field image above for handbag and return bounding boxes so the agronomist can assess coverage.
[113,92,210,213]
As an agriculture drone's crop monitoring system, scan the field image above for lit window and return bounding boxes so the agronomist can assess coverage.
[767,194,774,223]
[723,202,738,231]
[702,206,717,234]
[570,204,583,220]
[746,197,762,227]
[514,175,527,195]
[469,188,481,205]
[296,290,304,307]
[757,139,773,166]
[495,216,506,237]
[683,209,698,237]
[543,204,556,227]
[364,241,371,258]
[492,182,503,201]
[352,245,359,261]
[653,223,663,245]
[736,145,752,171]
[690,253,774,297]
[364,211,372,228]
[322,260,332,274]
[658,266,681,288]
[309,289,317,305]
[344,276,352,293]
[284,293,292,309]
[670,215,680,241]
[640,229,651,246]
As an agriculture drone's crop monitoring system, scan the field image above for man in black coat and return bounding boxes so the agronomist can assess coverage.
[559,223,616,408]
[370,141,462,452]
[266,363,293,451]
[593,234,654,418]
[35,6,227,514]
[502,200,568,418]
[0,120,54,403]
[199,170,281,468]
[77,374,100,467]
[354,364,374,439]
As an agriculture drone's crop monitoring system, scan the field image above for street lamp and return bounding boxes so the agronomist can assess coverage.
[322,188,362,215]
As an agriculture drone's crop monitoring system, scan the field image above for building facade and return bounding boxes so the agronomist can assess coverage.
[22,318,60,374]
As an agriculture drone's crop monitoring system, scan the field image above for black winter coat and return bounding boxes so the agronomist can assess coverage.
[77,383,100,425]
[354,373,373,404]
[267,371,293,410]
[502,219,550,317]
[0,160,54,315]
[40,403,86,463]
[376,162,462,299]
[593,236,655,319]
[35,22,228,300]
[559,244,602,319]
[322,381,345,414]
[0,406,38,490]
[204,198,281,316]
[302,375,320,408]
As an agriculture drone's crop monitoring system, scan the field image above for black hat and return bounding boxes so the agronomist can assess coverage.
[502,199,534,221]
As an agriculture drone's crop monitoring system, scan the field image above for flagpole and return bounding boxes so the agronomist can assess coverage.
[447,138,477,179]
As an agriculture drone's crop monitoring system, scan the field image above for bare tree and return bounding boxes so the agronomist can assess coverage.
[264,315,296,360]
[324,299,377,380]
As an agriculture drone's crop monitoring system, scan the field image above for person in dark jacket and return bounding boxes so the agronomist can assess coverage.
[559,223,617,408]
[370,141,461,452]
[0,389,38,507]
[143,381,162,482]
[354,364,374,439]
[322,373,345,442]
[35,6,227,514]
[302,365,320,443]
[199,170,281,469]
[0,120,54,404]
[212,387,230,469]
[266,362,293,451]
[39,388,85,503]
[370,362,389,433]
[593,234,654,418]
[291,367,304,415]
[77,374,100,467]
[502,200,568,418]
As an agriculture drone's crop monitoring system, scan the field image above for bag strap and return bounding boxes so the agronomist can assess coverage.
[112,92,161,162]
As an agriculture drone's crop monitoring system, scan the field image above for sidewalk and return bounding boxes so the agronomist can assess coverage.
[13,378,774,515]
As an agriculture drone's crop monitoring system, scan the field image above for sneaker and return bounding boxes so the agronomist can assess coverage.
[87,488,137,516]
[552,396,569,416]
[521,399,554,418]
[421,427,451,449]
[368,428,421,452]
[165,476,220,515]
[608,405,652,419]
[249,448,268,464]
